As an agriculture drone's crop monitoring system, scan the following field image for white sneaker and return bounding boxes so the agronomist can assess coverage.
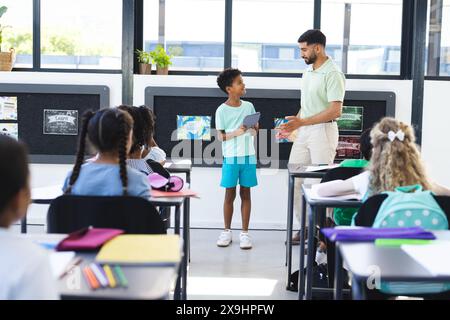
[240,232,252,250]
[217,230,232,247]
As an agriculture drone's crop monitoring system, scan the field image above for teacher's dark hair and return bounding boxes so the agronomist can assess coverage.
[217,68,242,94]
[0,135,29,214]
[298,29,326,47]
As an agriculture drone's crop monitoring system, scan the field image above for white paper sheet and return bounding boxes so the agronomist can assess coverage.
[49,251,76,279]
[307,184,362,201]
[304,164,339,172]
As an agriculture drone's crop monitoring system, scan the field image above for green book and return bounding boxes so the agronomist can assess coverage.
[375,239,434,247]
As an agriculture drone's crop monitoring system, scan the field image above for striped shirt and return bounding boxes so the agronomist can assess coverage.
[126,159,154,176]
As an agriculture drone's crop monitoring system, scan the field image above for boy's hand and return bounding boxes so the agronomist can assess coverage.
[247,122,259,136]
[234,125,247,137]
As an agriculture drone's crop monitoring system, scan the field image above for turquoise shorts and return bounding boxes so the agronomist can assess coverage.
[220,156,258,188]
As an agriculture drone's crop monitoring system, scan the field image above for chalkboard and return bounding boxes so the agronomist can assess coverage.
[145,87,395,168]
[0,84,109,163]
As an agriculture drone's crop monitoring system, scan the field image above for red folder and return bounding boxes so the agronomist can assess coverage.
[56,227,124,251]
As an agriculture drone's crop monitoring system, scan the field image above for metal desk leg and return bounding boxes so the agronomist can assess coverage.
[305,204,317,300]
[298,195,307,299]
[21,216,27,234]
[286,175,294,284]
[182,199,189,300]
[351,275,367,300]
[334,243,343,300]
[187,197,191,263]
[186,171,191,264]
[174,204,182,300]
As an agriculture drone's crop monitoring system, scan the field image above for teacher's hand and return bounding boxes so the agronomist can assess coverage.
[279,116,303,133]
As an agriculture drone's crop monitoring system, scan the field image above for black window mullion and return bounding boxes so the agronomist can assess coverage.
[33,0,41,70]
[314,0,321,29]
[224,0,232,69]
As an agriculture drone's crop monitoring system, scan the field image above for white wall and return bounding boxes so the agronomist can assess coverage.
[0,71,122,105]
[0,71,419,229]
[422,81,450,186]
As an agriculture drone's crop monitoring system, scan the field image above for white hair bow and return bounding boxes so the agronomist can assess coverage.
[387,130,405,142]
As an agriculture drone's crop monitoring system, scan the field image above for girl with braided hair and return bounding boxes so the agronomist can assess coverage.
[118,105,155,175]
[62,108,150,198]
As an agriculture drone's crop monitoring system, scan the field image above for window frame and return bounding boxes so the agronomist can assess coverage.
[4,0,447,80]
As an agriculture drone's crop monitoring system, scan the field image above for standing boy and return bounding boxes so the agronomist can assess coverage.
[215,68,258,250]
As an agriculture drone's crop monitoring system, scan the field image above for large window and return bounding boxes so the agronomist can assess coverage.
[41,0,122,69]
[231,0,314,73]
[0,0,33,68]
[321,0,403,75]
[144,0,225,71]
[426,0,450,77]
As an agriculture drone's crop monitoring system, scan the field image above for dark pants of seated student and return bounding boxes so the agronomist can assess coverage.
[224,187,251,231]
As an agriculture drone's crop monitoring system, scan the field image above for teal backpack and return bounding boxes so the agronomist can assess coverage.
[372,185,450,295]
[373,185,448,230]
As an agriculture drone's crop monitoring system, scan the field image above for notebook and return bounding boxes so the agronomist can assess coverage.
[95,234,181,266]
[56,228,124,251]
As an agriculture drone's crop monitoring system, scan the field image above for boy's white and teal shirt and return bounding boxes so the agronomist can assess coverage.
[215,100,256,158]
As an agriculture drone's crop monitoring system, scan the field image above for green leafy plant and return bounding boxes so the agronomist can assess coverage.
[150,45,172,68]
[0,6,11,52]
[136,49,152,64]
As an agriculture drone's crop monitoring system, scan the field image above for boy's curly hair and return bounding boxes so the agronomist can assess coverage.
[217,68,242,94]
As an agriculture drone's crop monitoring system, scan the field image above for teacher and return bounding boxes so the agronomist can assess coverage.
[279,29,346,244]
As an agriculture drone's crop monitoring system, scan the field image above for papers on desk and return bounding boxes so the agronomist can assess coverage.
[309,184,362,201]
[163,162,172,168]
[49,251,76,279]
[402,242,450,276]
[304,164,339,172]
[31,185,63,201]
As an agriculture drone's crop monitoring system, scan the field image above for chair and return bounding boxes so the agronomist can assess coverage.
[47,195,166,234]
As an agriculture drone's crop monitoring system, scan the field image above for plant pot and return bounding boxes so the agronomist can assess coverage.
[156,66,169,75]
[0,48,15,71]
[139,63,152,74]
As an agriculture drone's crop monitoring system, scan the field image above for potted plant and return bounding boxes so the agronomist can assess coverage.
[150,45,172,75]
[136,49,152,74]
[0,5,14,72]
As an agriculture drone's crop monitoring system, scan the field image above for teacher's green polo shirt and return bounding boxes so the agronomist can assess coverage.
[300,57,346,118]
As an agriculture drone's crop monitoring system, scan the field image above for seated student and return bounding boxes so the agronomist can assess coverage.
[0,136,58,300]
[63,108,150,198]
[143,138,167,165]
[136,105,166,165]
[118,105,155,175]
[316,117,450,204]
[332,128,372,226]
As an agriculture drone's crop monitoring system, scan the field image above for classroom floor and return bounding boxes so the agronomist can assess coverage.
[13,223,300,300]
[184,228,298,300]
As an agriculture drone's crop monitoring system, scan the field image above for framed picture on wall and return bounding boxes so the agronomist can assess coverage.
[0,123,18,140]
[336,135,361,160]
[337,106,364,132]
[176,115,211,141]
[43,109,78,135]
[0,96,18,120]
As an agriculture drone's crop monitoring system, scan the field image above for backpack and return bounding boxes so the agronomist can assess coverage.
[146,159,184,192]
[372,185,450,295]
[373,185,448,230]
